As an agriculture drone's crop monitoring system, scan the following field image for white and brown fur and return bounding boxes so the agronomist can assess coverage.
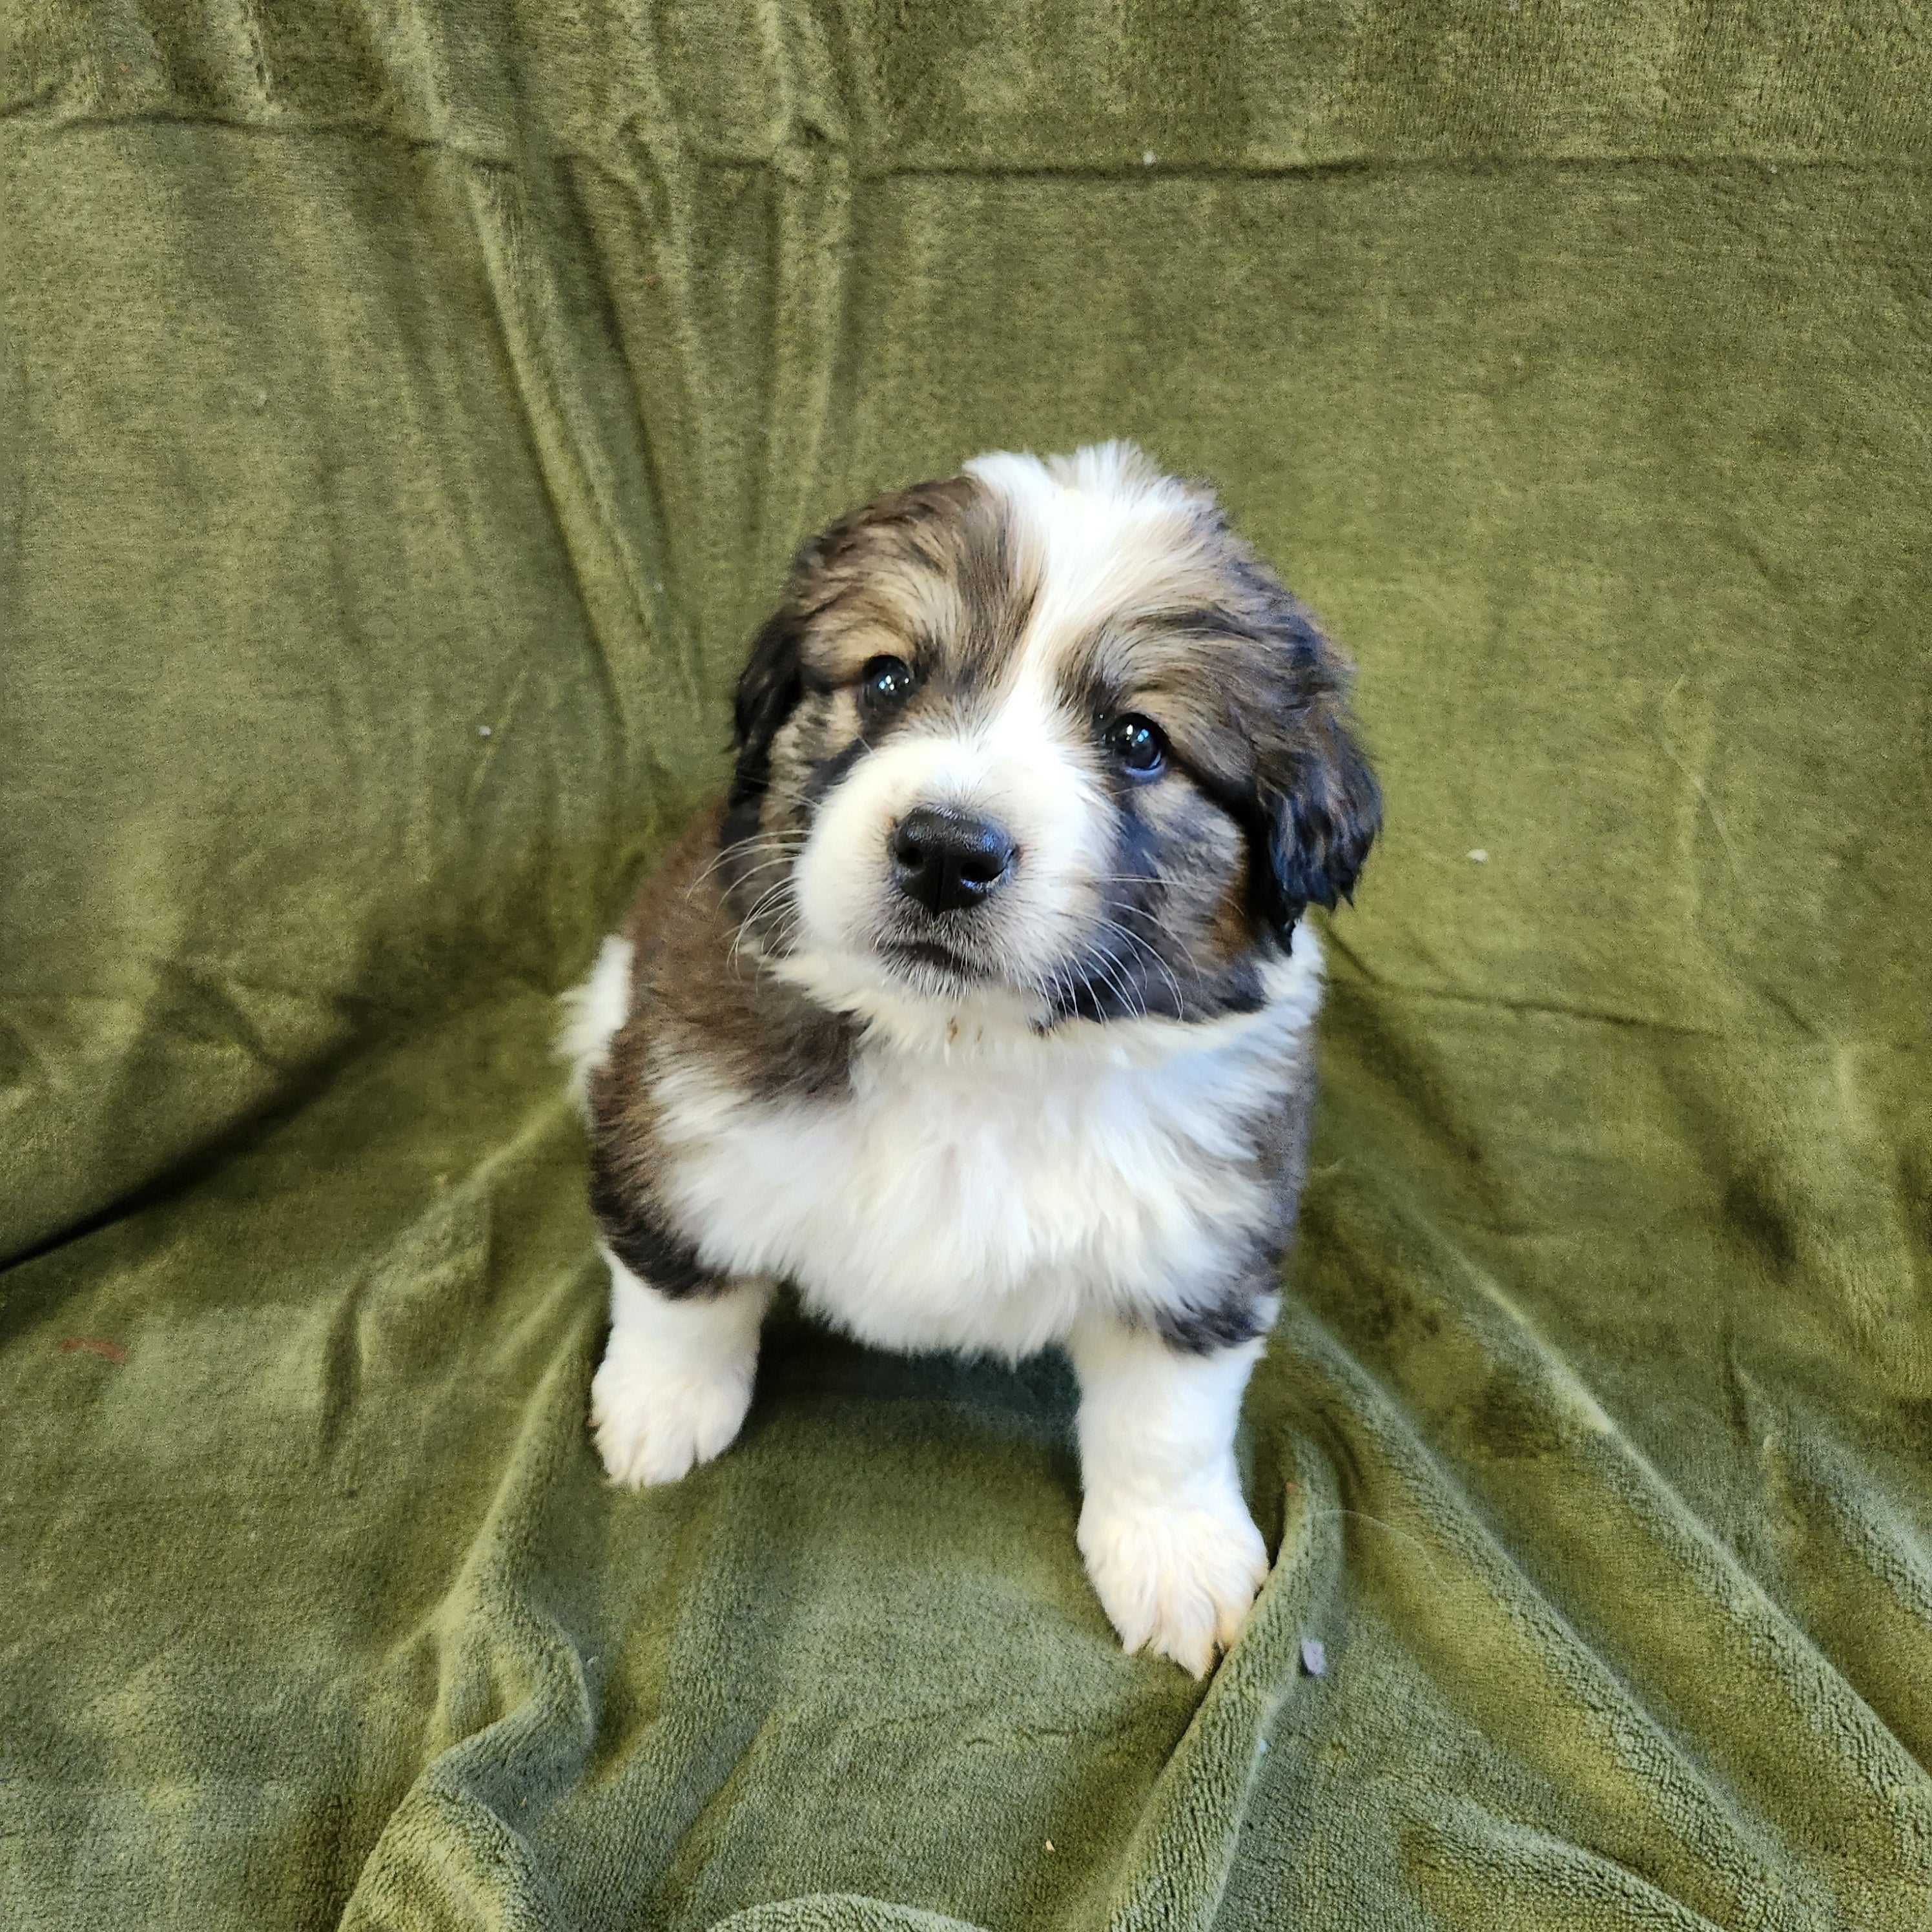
[562,444,1379,1676]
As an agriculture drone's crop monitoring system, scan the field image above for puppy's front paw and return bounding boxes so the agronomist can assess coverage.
[591,1346,754,1487]
[1078,1488,1268,1677]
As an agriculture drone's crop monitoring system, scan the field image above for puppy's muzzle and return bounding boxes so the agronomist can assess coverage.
[889,807,1016,915]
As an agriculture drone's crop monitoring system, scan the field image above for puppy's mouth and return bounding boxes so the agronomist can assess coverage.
[878,935,996,985]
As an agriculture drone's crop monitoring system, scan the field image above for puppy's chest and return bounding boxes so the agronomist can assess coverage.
[657,1035,1297,1350]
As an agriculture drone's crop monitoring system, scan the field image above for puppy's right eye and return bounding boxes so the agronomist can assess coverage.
[859,655,916,708]
[1102,713,1169,779]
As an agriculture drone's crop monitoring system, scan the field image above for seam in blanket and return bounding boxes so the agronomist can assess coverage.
[1377,987,1719,1036]
[6,104,1931,181]
[1319,931,1720,1036]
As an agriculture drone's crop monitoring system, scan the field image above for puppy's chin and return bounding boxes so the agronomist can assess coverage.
[769,940,1053,1053]
[877,936,999,987]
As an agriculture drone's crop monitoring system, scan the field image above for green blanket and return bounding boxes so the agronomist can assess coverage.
[5,5,1929,1926]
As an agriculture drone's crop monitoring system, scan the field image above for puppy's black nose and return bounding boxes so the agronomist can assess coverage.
[890,807,1015,914]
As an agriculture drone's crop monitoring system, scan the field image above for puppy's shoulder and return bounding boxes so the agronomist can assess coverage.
[616,797,856,1107]
[619,797,734,976]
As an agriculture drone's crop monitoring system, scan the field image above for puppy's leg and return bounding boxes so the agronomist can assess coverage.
[1068,1318,1269,1677]
[591,1248,772,1486]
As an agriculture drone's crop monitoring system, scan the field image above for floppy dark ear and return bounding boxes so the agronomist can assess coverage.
[728,604,805,810]
[1259,704,1382,940]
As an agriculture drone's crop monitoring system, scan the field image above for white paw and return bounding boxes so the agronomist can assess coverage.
[1078,1488,1268,1677]
[590,1344,754,1487]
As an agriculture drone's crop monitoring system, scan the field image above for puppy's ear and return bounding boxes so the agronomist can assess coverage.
[728,603,805,808]
[1260,703,1381,939]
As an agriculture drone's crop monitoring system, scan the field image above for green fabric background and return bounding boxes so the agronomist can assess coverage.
[4,4,1930,1926]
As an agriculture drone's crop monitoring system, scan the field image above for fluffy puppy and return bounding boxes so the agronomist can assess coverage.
[562,444,1378,1675]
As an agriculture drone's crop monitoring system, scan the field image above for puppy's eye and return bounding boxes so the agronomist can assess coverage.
[1102,713,1168,779]
[859,655,916,708]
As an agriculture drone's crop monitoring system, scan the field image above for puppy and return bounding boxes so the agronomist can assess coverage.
[562,444,1379,1675]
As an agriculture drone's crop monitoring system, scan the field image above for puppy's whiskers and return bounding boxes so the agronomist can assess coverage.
[1062,932,1146,1022]
[726,874,802,978]
[688,829,807,898]
[1094,915,1189,1016]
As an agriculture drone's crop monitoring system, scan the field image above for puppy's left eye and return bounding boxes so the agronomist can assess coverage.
[859,655,917,708]
[1102,714,1169,779]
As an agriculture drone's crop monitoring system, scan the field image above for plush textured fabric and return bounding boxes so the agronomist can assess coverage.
[4,5,1930,1927]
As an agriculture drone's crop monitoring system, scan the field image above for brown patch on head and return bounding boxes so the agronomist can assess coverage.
[737,475,1039,737]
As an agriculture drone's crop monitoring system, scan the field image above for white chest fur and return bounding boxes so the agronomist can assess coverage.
[640,932,1324,1359]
